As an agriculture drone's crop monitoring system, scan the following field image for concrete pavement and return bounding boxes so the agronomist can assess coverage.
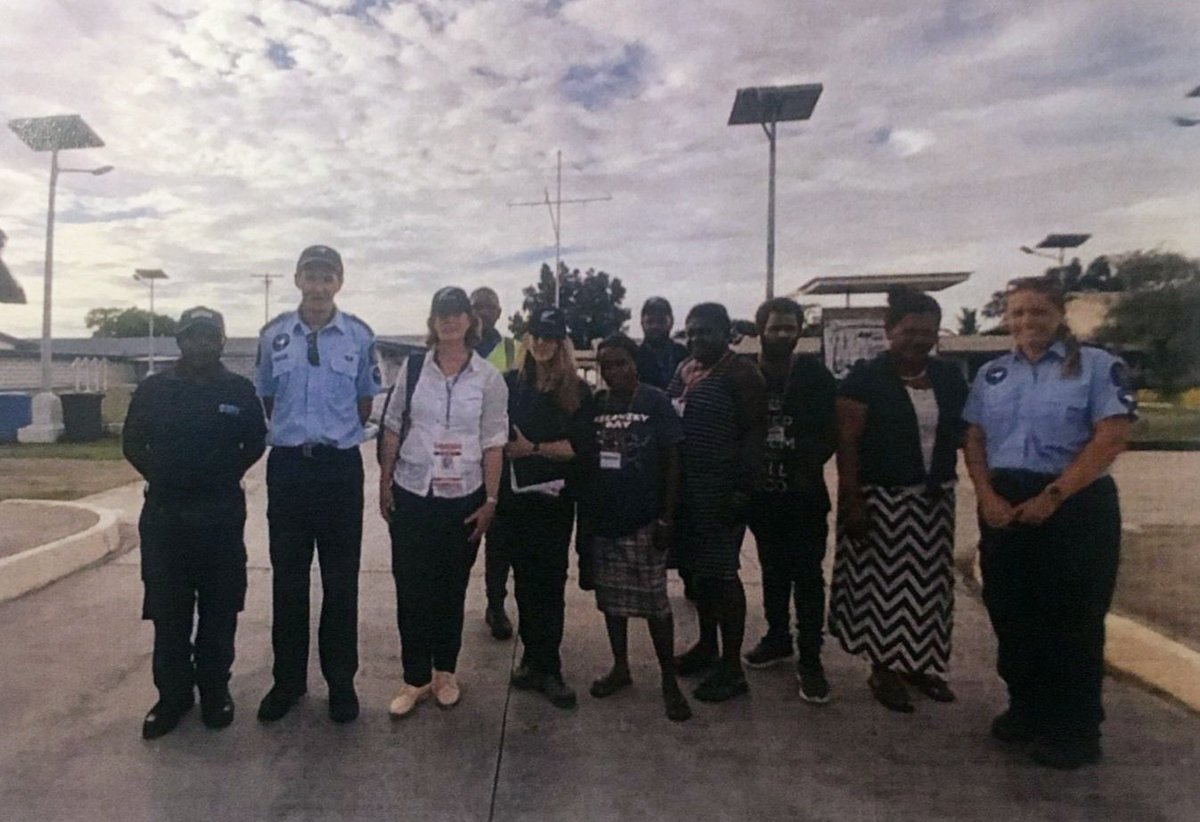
[1,449,1199,820]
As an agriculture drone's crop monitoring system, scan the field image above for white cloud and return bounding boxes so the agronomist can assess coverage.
[0,0,1198,341]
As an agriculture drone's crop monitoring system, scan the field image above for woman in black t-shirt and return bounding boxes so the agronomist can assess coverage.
[492,307,593,710]
[583,334,691,721]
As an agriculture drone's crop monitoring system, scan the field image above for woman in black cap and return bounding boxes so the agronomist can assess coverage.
[668,302,767,703]
[493,306,594,709]
[828,287,967,713]
[379,286,509,718]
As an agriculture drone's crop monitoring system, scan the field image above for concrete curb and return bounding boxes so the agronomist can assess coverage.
[959,551,1200,714]
[0,500,125,604]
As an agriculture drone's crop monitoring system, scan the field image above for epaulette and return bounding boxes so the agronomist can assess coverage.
[259,311,293,336]
[343,311,375,337]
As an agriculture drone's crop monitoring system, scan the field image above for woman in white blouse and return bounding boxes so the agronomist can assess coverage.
[378,286,509,718]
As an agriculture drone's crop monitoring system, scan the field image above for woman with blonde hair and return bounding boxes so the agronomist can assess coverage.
[963,276,1135,769]
[492,306,595,709]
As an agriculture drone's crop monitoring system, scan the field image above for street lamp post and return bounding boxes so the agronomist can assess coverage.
[8,115,109,443]
[134,269,168,375]
[728,83,823,299]
[1020,233,1091,267]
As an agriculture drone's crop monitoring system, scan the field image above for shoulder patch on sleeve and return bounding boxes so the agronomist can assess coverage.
[984,364,1008,385]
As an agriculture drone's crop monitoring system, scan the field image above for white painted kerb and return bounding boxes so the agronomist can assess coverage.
[0,500,122,603]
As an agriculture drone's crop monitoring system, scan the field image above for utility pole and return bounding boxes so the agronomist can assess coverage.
[249,273,282,325]
[509,150,611,306]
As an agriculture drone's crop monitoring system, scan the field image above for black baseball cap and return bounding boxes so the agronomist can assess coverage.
[296,245,343,275]
[529,306,567,340]
[431,286,472,316]
[642,296,673,317]
[176,306,225,337]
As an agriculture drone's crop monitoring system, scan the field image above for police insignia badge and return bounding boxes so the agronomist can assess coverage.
[985,365,1008,385]
[272,333,291,352]
[1111,361,1137,411]
[372,365,382,383]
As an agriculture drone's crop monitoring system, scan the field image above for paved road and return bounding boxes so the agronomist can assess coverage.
[2,449,1198,820]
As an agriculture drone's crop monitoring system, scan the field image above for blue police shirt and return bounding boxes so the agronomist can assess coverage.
[962,342,1136,475]
[254,309,383,449]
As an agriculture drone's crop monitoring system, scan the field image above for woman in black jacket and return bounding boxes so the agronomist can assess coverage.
[829,288,967,713]
[493,306,594,709]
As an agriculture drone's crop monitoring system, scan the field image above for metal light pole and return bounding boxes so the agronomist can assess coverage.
[250,273,283,325]
[9,116,109,443]
[1020,234,1090,268]
[728,83,823,299]
[135,269,168,375]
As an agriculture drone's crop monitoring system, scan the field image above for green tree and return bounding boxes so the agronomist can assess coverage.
[956,307,979,335]
[86,307,178,338]
[1096,251,1200,394]
[508,262,631,350]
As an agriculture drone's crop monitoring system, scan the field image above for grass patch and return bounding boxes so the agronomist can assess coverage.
[0,435,125,461]
[1130,406,1200,444]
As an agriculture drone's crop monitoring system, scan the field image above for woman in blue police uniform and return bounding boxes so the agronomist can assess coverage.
[253,245,382,725]
[963,276,1135,770]
[124,307,266,739]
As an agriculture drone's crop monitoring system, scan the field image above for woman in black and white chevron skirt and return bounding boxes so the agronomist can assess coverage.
[829,288,968,713]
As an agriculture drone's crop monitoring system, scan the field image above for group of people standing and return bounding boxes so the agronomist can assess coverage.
[123,245,1135,771]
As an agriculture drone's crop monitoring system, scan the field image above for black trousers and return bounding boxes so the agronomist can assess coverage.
[748,507,830,666]
[493,496,576,676]
[265,446,364,694]
[483,527,511,609]
[140,492,247,702]
[390,486,483,686]
[979,471,1121,740]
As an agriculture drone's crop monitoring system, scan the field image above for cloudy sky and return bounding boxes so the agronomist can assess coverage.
[2,0,1199,339]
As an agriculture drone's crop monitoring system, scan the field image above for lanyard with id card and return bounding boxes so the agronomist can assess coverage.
[431,428,466,497]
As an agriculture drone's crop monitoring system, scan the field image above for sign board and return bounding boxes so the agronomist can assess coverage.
[822,307,887,380]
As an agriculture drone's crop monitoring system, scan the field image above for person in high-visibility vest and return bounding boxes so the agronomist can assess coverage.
[470,286,519,639]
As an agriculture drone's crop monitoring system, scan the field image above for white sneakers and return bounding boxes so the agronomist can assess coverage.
[388,671,460,718]
[388,683,430,718]
[432,670,461,708]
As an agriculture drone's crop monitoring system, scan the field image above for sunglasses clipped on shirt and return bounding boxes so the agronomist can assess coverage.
[306,332,320,366]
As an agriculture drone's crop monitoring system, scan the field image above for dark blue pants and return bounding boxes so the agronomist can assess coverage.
[266,446,363,694]
[748,507,830,666]
[389,486,483,686]
[980,472,1121,740]
[140,492,247,702]
[493,497,575,677]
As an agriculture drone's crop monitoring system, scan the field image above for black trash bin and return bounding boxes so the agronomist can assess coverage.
[60,392,105,442]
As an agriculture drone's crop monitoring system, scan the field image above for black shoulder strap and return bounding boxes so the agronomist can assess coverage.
[376,351,426,466]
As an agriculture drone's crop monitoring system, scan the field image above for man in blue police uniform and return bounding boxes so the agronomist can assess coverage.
[254,244,382,724]
[124,306,267,739]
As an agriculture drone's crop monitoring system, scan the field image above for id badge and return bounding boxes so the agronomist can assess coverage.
[672,398,686,418]
[431,432,465,496]
[600,450,622,470]
[766,424,786,448]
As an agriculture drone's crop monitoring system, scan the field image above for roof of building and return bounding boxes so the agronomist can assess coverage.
[792,272,972,296]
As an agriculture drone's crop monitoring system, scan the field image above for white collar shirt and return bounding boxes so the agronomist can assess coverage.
[383,349,509,498]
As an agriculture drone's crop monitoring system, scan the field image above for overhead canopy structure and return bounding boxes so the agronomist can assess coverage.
[1035,233,1091,250]
[8,115,105,152]
[793,272,972,297]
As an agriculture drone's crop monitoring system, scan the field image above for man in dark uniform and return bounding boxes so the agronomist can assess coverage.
[254,245,381,724]
[123,306,266,739]
[635,297,688,390]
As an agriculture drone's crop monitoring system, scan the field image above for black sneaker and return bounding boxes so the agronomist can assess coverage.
[257,685,305,723]
[743,637,794,669]
[990,710,1037,745]
[538,675,578,710]
[796,665,831,704]
[510,664,543,691]
[328,686,359,724]
[142,694,195,740]
[693,665,750,703]
[485,606,514,641]
[200,687,235,730]
[1028,735,1102,770]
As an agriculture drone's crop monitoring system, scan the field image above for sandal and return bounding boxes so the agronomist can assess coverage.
[589,670,633,699]
[868,668,914,713]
